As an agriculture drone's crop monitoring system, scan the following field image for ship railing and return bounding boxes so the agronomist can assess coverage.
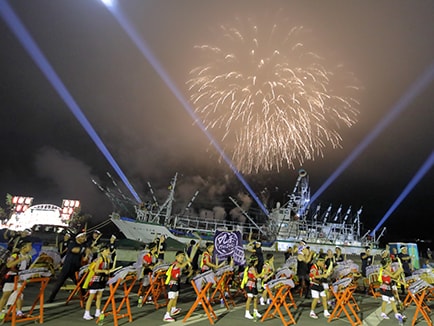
[135,207,163,224]
[275,219,360,243]
[171,215,264,239]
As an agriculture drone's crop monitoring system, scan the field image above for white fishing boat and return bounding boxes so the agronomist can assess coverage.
[108,171,383,255]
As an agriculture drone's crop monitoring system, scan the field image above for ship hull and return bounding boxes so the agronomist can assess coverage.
[111,217,381,255]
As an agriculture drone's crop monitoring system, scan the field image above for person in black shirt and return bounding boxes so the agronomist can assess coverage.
[360,247,373,277]
[284,246,293,261]
[157,235,167,263]
[334,246,345,263]
[108,235,117,263]
[397,246,413,294]
[59,232,72,261]
[247,241,264,274]
[360,247,373,293]
[46,232,90,303]
[297,246,313,298]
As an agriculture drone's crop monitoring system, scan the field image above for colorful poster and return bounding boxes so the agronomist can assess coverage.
[214,230,245,266]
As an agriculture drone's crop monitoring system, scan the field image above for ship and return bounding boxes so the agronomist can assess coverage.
[106,170,383,255]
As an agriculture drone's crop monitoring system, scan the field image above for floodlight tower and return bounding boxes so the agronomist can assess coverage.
[11,196,33,214]
[61,199,81,222]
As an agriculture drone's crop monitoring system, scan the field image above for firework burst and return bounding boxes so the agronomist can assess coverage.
[187,18,360,174]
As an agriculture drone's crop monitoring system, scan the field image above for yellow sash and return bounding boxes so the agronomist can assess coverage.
[82,261,97,289]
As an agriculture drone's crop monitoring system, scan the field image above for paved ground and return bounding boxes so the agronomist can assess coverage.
[10,272,431,326]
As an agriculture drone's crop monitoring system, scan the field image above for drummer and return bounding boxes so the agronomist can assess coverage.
[137,242,158,307]
[163,251,191,322]
[308,255,331,319]
[0,241,33,321]
[200,242,221,272]
[199,242,222,302]
[378,257,405,321]
[241,255,262,320]
[259,253,275,306]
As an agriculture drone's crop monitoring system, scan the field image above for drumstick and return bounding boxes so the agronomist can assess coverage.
[29,255,40,269]
[109,266,123,273]
[325,259,334,277]
[112,255,117,270]
[92,233,102,248]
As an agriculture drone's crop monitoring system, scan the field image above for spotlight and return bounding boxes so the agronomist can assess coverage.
[61,199,81,221]
[11,196,33,213]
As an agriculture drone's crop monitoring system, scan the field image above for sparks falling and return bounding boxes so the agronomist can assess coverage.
[187,20,360,174]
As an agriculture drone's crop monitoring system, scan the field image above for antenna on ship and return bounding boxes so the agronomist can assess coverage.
[354,206,363,238]
[146,181,160,209]
[333,205,343,222]
[312,204,321,222]
[322,204,332,225]
[229,196,267,237]
[343,206,352,223]
[149,173,178,225]
[92,175,136,215]
[376,227,387,243]
[182,190,199,216]
[361,229,371,241]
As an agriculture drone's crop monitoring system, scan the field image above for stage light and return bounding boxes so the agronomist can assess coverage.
[61,199,81,220]
[11,196,33,213]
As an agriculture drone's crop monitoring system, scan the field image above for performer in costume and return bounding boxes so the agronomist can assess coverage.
[378,257,405,321]
[163,251,191,322]
[308,255,331,319]
[241,255,262,320]
[137,242,158,307]
[0,241,33,320]
[259,253,275,306]
[83,245,114,320]
[200,242,220,272]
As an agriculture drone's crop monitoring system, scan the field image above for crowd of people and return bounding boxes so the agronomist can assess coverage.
[0,228,118,321]
[1,228,433,323]
[136,237,431,323]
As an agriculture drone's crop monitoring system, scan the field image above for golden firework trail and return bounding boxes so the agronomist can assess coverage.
[188,22,360,174]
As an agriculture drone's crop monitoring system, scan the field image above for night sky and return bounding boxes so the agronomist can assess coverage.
[0,0,433,245]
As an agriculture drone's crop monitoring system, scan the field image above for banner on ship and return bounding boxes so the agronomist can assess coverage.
[214,230,245,266]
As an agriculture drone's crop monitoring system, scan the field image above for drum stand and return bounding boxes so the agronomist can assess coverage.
[406,282,433,326]
[142,270,168,309]
[260,280,296,326]
[367,272,382,298]
[329,280,361,326]
[183,275,217,325]
[210,270,235,308]
[229,271,247,299]
[4,276,50,326]
[65,270,88,307]
[98,273,137,326]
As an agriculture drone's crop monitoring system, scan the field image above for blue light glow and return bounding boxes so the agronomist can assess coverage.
[0,0,142,203]
[311,62,434,204]
[102,3,270,216]
[371,151,433,235]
